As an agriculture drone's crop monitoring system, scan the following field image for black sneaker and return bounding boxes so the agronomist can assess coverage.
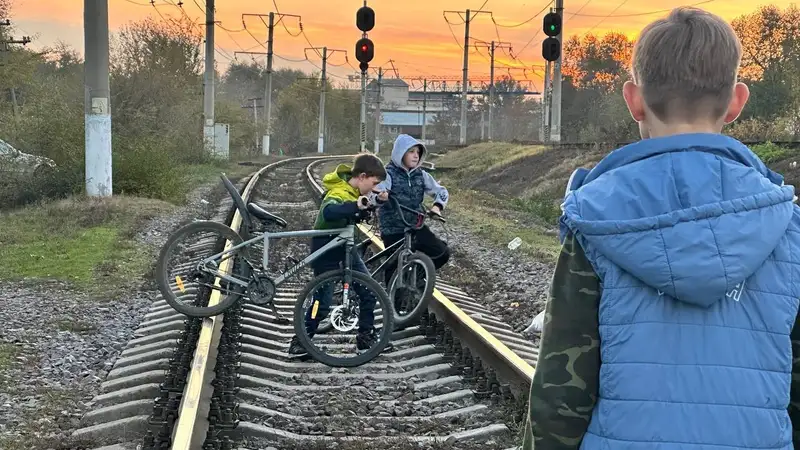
[394,287,410,314]
[356,329,394,353]
[287,336,309,358]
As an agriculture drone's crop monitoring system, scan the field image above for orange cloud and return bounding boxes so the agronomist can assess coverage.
[6,0,798,84]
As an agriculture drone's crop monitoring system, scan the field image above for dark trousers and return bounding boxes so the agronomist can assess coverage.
[304,253,377,335]
[381,225,450,284]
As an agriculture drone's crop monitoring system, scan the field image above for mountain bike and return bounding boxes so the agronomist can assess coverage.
[155,178,393,368]
[315,195,444,333]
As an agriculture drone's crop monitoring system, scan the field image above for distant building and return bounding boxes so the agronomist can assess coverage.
[363,77,450,146]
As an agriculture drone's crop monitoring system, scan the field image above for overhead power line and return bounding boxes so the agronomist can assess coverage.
[584,0,630,35]
[570,0,714,17]
[492,1,553,28]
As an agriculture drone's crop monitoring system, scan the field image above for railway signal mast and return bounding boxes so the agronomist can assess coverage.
[541,4,563,142]
[355,3,375,153]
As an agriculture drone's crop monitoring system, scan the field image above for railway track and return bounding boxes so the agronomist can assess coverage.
[71,155,538,450]
[68,170,244,449]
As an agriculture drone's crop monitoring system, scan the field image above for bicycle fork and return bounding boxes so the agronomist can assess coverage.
[394,233,415,290]
[341,242,356,308]
[310,243,358,322]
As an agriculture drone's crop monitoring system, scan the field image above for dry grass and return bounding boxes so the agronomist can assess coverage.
[432,143,605,262]
[433,140,800,264]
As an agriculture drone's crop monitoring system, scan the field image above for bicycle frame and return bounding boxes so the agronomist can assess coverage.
[359,195,436,278]
[357,199,432,292]
[361,238,404,277]
[197,225,357,289]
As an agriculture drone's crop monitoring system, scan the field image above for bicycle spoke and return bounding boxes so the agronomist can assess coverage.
[293,270,393,367]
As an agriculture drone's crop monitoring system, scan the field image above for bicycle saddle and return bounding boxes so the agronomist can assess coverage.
[246,203,288,228]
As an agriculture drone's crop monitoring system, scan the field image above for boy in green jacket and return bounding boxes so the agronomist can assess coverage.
[287,154,392,356]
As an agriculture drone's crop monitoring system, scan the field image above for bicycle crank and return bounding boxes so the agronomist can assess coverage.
[248,275,276,306]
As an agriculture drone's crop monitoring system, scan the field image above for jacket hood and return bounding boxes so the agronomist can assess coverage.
[562,133,796,308]
[321,163,360,199]
[390,134,427,171]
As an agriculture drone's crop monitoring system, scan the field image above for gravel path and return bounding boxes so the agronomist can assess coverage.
[0,178,235,449]
[436,222,555,343]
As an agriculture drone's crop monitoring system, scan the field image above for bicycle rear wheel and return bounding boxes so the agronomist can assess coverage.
[293,270,393,367]
[155,220,248,317]
[389,252,436,329]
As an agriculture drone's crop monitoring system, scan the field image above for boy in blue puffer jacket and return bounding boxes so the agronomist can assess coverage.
[523,6,800,450]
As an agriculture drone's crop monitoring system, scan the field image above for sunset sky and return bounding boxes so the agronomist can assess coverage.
[3,0,793,87]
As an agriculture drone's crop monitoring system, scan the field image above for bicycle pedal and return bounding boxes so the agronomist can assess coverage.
[287,352,312,361]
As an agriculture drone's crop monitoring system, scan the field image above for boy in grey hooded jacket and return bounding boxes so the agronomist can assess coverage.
[375,134,450,284]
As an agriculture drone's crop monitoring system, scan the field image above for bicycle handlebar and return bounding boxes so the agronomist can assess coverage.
[382,194,446,230]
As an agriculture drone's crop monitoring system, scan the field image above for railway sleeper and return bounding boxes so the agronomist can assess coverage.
[69,177,247,450]
[199,160,532,450]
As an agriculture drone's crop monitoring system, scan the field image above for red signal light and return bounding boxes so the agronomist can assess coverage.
[355,37,374,64]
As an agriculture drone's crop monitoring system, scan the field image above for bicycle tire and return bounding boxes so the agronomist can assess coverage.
[389,252,436,329]
[293,270,393,367]
[156,220,246,317]
[314,317,334,335]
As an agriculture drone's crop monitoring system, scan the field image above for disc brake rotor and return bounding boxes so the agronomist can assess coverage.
[329,305,358,332]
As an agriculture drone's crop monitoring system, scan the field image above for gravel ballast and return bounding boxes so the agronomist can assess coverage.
[0,179,235,449]
[433,221,554,343]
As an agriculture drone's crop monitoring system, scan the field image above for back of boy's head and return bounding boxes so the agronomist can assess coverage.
[352,153,386,180]
[632,7,741,123]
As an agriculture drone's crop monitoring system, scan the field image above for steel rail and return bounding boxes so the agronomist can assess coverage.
[170,155,348,450]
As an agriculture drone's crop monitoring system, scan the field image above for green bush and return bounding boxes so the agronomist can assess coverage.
[512,193,562,226]
[725,118,792,142]
[0,166,81,209]
[750,141,794,163]
[112,136,189,202]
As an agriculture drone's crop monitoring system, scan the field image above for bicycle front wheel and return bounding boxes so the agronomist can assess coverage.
[156,220,247,317]
[293,270,393,367]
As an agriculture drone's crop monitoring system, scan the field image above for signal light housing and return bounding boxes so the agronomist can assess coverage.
[542,37,560,62]
[543,12,561,37]
[355,37,374,64]
[356,6,375,32]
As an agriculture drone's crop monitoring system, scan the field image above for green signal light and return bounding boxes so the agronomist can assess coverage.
[550,25,556,31]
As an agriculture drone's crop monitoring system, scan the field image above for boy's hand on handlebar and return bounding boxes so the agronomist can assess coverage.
[375,190,389,202]
[427,205,446,223]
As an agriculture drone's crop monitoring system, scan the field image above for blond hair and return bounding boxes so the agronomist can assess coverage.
[632,7,742,122]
